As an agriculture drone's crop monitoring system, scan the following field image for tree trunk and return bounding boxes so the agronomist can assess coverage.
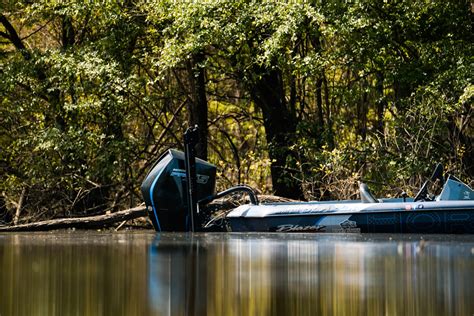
[315,76,324,132]
[357,79,369,140]
[323,72,334,149]
[13,187,26,226]
[249,66,303,199]
[375,72,386,133]
[186,54,208,160]
[61,15,75,49]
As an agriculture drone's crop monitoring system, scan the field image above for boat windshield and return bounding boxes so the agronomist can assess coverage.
[437,175,474,201]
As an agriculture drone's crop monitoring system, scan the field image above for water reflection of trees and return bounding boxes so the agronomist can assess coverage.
[0,233,152,316]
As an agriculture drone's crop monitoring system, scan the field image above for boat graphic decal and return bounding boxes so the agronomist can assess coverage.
[275,224,325,232]
[170,168,210,184]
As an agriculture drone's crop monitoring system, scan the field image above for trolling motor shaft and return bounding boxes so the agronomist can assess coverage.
[184,126,199,231]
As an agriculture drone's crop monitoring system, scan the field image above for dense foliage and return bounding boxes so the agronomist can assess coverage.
[1,1,472,223]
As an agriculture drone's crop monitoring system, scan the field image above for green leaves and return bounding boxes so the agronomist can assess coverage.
[1,1,472,219]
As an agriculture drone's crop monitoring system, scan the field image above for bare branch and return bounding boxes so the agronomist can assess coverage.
[0,14,30,59]
[21,19,53,41]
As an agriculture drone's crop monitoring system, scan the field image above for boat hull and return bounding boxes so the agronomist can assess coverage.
[226,202,474,234]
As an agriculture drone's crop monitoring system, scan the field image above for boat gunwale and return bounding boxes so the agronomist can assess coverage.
[227,200,474,218]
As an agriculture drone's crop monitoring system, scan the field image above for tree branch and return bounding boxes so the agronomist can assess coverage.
[21,19,52,41]
[0,30,10,39]
[0,14,30,59]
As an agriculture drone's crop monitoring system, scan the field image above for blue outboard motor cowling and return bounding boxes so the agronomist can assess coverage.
[141,149,216,231]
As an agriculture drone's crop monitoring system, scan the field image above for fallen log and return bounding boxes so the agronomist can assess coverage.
[0,206,147,232]
[0,195,297,232]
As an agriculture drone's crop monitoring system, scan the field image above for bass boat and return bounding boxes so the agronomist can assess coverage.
[141,127,474,234]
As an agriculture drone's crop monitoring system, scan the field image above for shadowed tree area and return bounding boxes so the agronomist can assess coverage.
[1,1,472,224]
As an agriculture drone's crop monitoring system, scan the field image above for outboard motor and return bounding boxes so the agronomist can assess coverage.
[140,149,217,231]
[142,126,259,232]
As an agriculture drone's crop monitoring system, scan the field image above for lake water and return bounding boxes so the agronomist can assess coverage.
[0,231,473,316]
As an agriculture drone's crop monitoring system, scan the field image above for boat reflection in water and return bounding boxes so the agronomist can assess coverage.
[148,233,474,316]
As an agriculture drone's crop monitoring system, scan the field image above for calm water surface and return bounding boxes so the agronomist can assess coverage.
[0,231,473,316]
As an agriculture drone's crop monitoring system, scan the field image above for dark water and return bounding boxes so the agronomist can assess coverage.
[0,232,473,316]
